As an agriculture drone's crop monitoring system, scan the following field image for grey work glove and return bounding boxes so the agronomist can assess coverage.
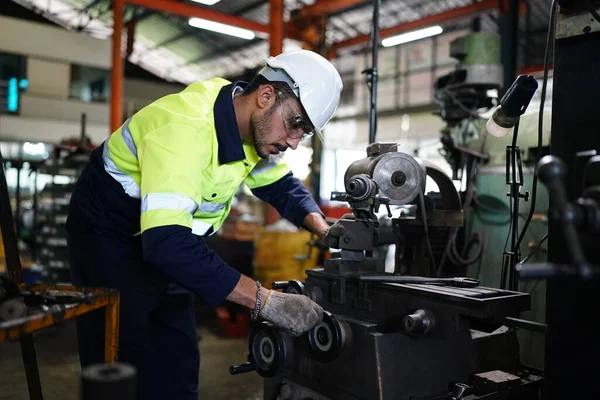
[259,290,323,337]
[321,213,354,249]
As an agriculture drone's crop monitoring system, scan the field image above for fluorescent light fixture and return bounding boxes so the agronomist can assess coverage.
[382,26,443,47]
[188,17,255,40]
[190,0,221,4]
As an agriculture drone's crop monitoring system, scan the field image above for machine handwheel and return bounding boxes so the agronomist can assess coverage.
[249,322,294,378]
[306,311,349,362]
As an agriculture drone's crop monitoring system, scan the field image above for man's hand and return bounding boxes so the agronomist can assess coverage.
[259,290,323,336]
[321,213,354,249]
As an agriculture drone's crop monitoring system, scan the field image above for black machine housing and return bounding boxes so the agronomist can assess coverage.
[231,144,543,400]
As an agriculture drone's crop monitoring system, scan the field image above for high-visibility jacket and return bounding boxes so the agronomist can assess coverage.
[103,77,291,237]
[66,78,321,307]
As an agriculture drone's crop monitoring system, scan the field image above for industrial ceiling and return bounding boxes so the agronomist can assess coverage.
[9,0,552,84]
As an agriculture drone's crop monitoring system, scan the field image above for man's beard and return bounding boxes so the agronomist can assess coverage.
[251,107,287,158]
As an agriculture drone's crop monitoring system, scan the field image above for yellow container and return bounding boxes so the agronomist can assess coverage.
[253,230,318,287]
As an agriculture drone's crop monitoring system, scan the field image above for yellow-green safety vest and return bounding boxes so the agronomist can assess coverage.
[102,77,291,236]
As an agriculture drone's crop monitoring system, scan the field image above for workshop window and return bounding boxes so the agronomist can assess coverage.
[70,64,110,103]
[0,51,28,114]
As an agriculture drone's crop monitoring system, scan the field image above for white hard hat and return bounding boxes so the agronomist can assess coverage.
[258,49,343,141]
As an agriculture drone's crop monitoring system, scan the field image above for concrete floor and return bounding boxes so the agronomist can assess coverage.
[0,315,263,400]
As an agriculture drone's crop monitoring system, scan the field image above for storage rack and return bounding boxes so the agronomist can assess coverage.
[34,149,89,284]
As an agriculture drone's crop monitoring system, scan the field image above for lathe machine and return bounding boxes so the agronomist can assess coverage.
[231,143,543,400]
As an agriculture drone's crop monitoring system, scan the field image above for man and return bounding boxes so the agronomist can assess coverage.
[66,49,344,399]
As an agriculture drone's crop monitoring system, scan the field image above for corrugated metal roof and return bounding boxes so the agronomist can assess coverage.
[9,0,553,84]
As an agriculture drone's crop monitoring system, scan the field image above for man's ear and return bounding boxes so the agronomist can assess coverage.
[256,84,275,109]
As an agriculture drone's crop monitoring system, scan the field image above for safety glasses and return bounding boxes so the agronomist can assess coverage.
[277,94,315,141]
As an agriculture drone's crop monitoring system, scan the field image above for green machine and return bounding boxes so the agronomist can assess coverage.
[433,32,549,369]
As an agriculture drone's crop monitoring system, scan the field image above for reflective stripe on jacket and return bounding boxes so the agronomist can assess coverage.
[102,77,291,235]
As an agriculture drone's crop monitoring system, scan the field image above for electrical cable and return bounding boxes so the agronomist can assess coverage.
[437,155,485,276]
[519,233,549,265]
[500,197,513,289]
[513,0,557,256]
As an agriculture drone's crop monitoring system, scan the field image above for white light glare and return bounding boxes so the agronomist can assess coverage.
[23,142,46,156]
[382,26,444,47]
[188,17,255,40]
[190,0,221,4]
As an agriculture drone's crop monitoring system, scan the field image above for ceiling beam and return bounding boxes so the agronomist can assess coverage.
[331,0,498,52]
[125,8,155,24]
[124,0,270,34]
[296,0,369,17]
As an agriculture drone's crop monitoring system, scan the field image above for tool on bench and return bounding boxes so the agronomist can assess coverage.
[358,275,481,288]
[0,275,95,321]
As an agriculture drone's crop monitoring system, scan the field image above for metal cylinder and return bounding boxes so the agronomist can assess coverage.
[80,363,136,400]
[344,152,425,205]
[403,309,436,336]
[345,174,378,202]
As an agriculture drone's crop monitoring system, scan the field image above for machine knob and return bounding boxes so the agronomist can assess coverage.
[229,361,256,375]
[403,309,436,336]
[306,311,350,362]
[247,322,294,378]
[537,155,567,185]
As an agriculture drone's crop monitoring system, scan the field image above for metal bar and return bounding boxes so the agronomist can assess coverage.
[269,0,284,56]
[15,163,21,240]
[297,0,368,17]
[525,0,531,67]
[104,292,120,364]
[110,0,125,133]
[124,0,269,34]
[500,0,519,94]
[19,284,113,294]
[20,335,43,400]
[126,19,136,58]
[80,113,87,146]
[0,139,22,283]
[368,0,380,144]
[331,0,498,52]
[472,0,481,31]
[31,168,38,261]
[502,316,547,333]
[0,293,118,342]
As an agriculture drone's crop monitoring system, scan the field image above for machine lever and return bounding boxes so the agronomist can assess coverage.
[271,281,290,290]
[229,361,256,375]
[359,275,480,288]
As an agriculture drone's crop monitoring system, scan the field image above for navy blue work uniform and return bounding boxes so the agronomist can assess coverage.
[66,82,321,400]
